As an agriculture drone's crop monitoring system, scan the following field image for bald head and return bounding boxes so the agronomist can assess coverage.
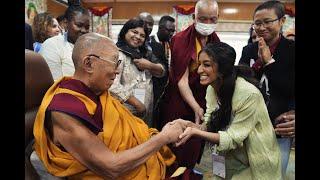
[195,0,219,17]
[138,12,154,36]
[72,32,118,70]
[139,12,153,22]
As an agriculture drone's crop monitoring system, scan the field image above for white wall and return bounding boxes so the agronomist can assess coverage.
[216,32,249,65]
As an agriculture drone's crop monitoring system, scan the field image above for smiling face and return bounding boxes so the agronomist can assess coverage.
[197,51,219,86]
[124,27,146,48]
[67,12,90,44]
[253,8,284,43]
[47,18,61,37]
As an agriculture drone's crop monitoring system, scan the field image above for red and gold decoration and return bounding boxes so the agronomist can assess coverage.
[173,5,195,32]
[88,6,113,37]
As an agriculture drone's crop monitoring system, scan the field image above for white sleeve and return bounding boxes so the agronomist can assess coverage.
[39,38,63,80]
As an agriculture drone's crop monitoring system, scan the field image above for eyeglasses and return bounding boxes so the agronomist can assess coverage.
[252,17,282,29]
[87,54,121,69]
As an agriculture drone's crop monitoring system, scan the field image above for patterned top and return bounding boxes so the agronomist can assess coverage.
[109,51,154,126]
[204,77,282,180]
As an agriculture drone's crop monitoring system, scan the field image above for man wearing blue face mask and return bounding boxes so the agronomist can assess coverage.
[158,0,220,175]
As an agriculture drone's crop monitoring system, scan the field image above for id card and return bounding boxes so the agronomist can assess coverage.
[134,88,145,104]
[212,152,226,178]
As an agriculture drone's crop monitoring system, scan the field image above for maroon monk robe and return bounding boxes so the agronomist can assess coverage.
[159,24,220,169]
[47,79,103,135]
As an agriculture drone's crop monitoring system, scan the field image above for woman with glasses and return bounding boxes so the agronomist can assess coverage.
[109,18,166,127]
[239,1,295,178]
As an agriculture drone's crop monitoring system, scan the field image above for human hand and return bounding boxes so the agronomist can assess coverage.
[170,119,201,130]
[133,58,151,71]
[275,110,295,137]
[128,96,146,117]
[194,107,204,125]
[175,127,198,147]
[257,37,272,64]
[161,121,185,144]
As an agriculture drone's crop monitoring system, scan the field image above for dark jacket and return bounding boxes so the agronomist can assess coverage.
[239,36,295,124]
[148,36,169,128]
[25,23,34,50]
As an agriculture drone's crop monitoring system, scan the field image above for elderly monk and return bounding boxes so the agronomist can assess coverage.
[159,0,220,172]
[33,32,186,179]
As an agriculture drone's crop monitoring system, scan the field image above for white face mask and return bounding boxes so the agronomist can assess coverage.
[195,22,217,36]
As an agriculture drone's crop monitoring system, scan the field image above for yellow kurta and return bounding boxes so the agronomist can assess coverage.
[33,77,175,180]
[204,77,282,180]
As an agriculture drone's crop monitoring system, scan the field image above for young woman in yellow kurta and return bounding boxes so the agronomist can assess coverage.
[176,42,282,180]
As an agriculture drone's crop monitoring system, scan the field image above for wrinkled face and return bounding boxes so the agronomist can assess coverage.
[67,12,90,44]
[159,21,176,42]
[88,45,120,95]
[195,5,218,24]
[125,27,146,48]
[253,8,284,43]
[197,51,219,86]
[47,18,61,37]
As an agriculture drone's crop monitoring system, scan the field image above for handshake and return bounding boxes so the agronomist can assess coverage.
[160,119,206,147]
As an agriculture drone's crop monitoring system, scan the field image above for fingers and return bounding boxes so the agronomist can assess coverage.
[175,127,193,146]
[275,130,295,137]
[275,127,294,133]
[275,111,295,124]
[283,114,295,122]
[195,114,200,125]
[276,120,295,128]
[175,134,191,147]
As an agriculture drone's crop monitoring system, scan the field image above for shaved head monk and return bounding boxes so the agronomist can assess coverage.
[33,32,192,179]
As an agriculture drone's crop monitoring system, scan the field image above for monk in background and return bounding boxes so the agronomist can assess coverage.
[159,0,220,175]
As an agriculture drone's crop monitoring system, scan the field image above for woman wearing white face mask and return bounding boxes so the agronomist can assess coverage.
[158,0,221,174]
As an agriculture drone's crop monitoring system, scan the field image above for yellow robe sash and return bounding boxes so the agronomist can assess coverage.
[33,77,176,179]
[189,37,203,72]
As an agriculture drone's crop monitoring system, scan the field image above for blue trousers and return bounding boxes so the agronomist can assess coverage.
[277,137,293,178]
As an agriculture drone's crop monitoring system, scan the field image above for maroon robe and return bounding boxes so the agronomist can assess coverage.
[159,24,220,169]
[47,79,103,135]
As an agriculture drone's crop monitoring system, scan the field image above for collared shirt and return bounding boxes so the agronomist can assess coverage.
[39,33,75,81]
[204,77,282,179]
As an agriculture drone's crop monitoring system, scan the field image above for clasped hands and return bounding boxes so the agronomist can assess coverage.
[161,119,205,147]
[274,110,295,138]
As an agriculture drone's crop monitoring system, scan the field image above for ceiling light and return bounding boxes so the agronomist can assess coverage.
[223,8,238,14]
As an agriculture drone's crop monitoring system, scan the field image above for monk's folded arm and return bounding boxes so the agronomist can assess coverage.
[52,111,169,179]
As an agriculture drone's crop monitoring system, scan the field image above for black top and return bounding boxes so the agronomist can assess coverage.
[239,36,295,124]
[25,23,34,50]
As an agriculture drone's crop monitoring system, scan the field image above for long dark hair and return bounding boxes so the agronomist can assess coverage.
[116,18,148,58]
[200,42,260,133]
